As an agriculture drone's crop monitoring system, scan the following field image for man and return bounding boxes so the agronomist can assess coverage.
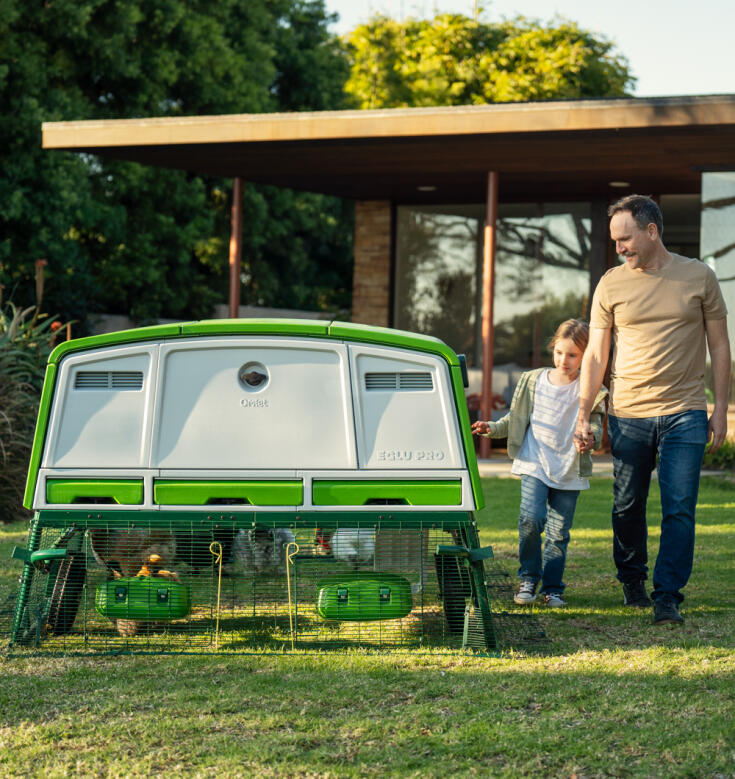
[575,194,730,625]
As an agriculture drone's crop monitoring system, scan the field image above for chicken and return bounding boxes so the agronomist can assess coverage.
[136,553,181,582]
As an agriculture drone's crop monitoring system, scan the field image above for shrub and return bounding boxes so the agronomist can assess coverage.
[0,303,59,523]
[703,437,735,471]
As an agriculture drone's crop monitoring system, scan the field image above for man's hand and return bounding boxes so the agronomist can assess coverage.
[471,420,490,436]
[705,317,731,454]
[574,417,594,453]
[575,327,610,454]
[708,407,728,453]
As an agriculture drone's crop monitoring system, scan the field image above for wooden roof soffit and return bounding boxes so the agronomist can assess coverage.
[43,95,735,150]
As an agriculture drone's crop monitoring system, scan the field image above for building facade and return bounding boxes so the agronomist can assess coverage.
[43,96,735,405]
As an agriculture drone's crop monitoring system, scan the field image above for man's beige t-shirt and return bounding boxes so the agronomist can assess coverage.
[590,254,727,418]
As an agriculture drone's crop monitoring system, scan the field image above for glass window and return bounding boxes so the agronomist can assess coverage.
[701,172,735,401]
[394,205,483,365]
[659,194,701,258]
[394,195,715,409]
[493,203,590,371]
[394,202,591,369]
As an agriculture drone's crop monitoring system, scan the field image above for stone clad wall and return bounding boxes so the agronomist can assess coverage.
[351,200,392,326]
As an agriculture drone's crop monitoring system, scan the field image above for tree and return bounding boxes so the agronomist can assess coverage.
[346,13,633,365]
[0,0,352,328]
[345,14,634,109]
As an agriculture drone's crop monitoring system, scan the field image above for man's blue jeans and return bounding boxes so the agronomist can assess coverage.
[608,410,708,603]
[518,475,579,595]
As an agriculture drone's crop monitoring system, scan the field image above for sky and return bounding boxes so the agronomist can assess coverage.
[324,0,735,98]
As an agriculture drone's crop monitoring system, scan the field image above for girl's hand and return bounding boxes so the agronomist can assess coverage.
[573,419,594,452]
[471,420,490,436]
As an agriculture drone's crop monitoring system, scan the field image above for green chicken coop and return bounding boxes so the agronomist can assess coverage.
[8,319,496,653]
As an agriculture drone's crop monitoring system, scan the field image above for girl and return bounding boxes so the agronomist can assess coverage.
[471,319,607,607]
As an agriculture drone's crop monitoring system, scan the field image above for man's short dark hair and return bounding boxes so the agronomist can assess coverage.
[608,194,664,237]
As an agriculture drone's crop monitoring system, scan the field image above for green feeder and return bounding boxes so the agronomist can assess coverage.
[95,577,191,621]
[317,572,413,621]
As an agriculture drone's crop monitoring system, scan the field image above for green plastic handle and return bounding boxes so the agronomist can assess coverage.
[12,546,69,565]
[31,548,69,564]
[435,544,470,558]
[435,544,493,562]
[470,546,494,562]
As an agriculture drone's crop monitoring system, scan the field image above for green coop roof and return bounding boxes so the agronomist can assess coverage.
[27,319,482,510]
[47,319,460,366]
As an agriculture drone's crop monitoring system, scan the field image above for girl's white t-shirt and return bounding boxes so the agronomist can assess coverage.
[511,370,589,490]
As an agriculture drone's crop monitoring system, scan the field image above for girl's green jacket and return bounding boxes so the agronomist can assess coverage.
[480,368,608,478]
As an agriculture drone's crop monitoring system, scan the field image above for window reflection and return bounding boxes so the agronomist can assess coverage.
[394,202,591,376]
[494,203,590,369]
[701,172,735,401]
[394,206,482,364]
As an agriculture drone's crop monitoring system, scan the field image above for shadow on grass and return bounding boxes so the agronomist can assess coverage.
[1,654,735,730]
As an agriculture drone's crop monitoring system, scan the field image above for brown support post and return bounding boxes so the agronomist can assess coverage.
[228,177,243,318]
[479,172,499,460]
[35,259,47,309]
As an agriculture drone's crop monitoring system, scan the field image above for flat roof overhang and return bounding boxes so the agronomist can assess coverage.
[42,95,735,202]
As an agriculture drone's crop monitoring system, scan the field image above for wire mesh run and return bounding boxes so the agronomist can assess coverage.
[6,516,497,654]
[483,560,550,652]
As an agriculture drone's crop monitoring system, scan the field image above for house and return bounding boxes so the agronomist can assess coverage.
[42,94,735,439]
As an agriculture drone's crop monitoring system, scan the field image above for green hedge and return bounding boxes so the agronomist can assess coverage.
[703,437,735,471]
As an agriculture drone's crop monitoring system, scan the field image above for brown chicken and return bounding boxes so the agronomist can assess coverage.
[88,529,180,637]
[136,554,180,582]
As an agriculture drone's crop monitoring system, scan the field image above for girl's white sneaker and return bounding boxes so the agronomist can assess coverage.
[514,580,537,605]
[544,592,567,608]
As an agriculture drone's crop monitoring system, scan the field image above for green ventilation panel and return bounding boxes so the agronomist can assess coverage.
[312,480,462,506]
[46,479,144,505]
[154,480,303,506]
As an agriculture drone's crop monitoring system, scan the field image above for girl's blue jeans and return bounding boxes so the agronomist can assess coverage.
[518,475,579,595]
[608,410,708,604]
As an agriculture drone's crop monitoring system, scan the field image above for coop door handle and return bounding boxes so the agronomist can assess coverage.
[11,546,69,567]
[435,544,493,562]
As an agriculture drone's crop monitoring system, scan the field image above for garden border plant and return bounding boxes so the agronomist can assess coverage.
[0,301,62,524]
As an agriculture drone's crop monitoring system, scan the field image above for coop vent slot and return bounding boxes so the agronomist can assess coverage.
[365,372,433,391]
[74,371,144,390]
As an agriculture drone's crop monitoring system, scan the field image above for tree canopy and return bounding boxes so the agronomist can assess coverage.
[0,0,352,326]
[0,7,637,329]
[345,14,634,108]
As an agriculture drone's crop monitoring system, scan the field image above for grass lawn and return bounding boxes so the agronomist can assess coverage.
[1,476,734,777]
